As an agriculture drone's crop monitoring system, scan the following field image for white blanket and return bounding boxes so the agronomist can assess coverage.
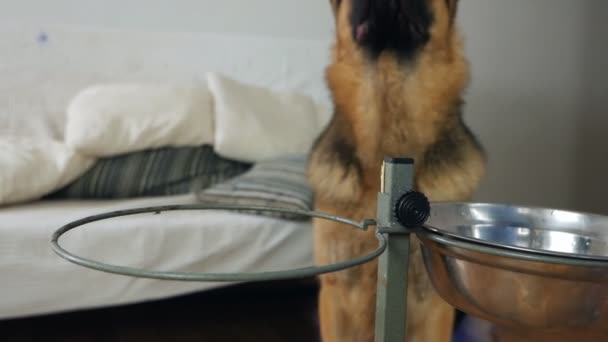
[0,73,331,206]
[0,137,95,206]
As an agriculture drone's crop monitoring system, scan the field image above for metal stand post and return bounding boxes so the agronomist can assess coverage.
[375,157,430,342]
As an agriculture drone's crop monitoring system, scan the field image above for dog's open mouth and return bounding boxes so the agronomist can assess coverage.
[356,21,370,43]
[349,0,433,58]
[352,0,372,43]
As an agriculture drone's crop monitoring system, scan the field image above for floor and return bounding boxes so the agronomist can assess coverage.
[11,278,597,342]
[0,279,321,342]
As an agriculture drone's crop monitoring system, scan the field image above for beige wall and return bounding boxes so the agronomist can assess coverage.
[458,1,607,214]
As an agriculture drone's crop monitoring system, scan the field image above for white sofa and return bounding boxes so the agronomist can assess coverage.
[0,26,331,320]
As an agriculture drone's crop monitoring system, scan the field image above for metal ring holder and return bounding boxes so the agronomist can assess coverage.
[51,205,385,282]
[52,157,422,342]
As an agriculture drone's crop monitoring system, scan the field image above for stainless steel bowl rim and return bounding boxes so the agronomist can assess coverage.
[425,202,608,262]
[418,229,608,268]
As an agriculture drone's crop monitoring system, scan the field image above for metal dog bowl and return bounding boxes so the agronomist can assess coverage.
[419,203,608,332]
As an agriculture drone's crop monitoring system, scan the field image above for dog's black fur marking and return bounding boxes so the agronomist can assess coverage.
[312,114,363,180]
[423,103,485,172]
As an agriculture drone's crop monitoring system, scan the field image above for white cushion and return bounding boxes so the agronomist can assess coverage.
[65,81,214,157]
[207,72,324,163]
[0,137,95,206]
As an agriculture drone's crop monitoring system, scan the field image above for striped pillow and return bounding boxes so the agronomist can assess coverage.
[48,145,252,199]
[196,154,313,221]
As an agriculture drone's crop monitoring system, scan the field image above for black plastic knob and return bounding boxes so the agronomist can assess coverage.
[395,191,431,228]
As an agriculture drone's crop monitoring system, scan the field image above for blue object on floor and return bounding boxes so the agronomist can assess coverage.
[453,315,494,342]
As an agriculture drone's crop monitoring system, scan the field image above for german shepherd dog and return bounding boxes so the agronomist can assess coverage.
[307,0,486,341]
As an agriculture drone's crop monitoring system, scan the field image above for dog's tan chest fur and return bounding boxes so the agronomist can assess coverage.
[308,1,486,341]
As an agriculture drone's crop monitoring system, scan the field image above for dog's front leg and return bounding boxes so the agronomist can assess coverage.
[317,263,378,342]
[314,214,379,342]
